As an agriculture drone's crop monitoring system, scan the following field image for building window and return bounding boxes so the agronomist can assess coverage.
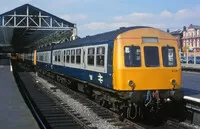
[71,49,75,63]
[193,31,196,37]
[193,40,196,47]
[96,47,105,67]
[197,40,200,47]
[183,41,186,46]
[87,47,95,66]
[76,49,81,64]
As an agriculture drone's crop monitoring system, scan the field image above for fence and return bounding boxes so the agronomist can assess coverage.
[180,49,200,65]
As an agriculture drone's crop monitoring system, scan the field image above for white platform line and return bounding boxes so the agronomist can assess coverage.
[10,59,12,72]
[182,71,200,75]
[184,96,200,103]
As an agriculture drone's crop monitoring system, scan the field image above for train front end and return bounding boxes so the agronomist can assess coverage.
[113,28,183,104]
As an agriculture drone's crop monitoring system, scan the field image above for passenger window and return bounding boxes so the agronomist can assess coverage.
[88,47,95,65]
[66,50,70,63]
[47,53,48,62]
[124,46,141,67]
[71,49,75,63]
[96,47,105,67]
[45,53,47,62]
[144,46,159,67]
[76,49,81,64]
[162,46,177,67]
[64,50,66,62]
[39,55,43,62]
[58,51,61,62]
[55,51,57,62]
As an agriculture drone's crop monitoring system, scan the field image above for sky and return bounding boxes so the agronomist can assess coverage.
[1,0,200,37]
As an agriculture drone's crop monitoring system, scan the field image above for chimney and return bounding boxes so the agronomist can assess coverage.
[183,26,186,31]
[167,28,170,33]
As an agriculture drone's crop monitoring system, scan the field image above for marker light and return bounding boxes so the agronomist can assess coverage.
[128,80,135,88]
[170,79,176,89]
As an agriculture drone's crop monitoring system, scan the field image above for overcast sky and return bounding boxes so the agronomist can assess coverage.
[1,0,200,37]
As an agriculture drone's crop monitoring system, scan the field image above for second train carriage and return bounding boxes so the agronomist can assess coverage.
[32,26,183,119]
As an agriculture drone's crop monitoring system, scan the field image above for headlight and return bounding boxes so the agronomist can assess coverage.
[128,80,135,88]
[170,79,176,89]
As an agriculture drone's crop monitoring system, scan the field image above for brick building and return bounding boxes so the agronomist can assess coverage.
[182,24,200,52]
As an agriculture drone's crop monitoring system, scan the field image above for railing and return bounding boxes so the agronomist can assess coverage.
[180,49,200,70]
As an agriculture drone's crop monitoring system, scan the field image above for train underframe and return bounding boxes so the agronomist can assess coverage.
[36,67,184,122]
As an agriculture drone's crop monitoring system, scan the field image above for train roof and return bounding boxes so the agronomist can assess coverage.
[53,26,151,50]
[37,45,54,52]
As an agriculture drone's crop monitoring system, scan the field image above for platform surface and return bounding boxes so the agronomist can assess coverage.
[0,59,39,129]
[182,64,200,69]
[182,71,200,99]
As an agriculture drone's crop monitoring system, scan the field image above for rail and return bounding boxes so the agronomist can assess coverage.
[17,61,200,129]
[12,60,93,129]
[36,68,193,129]
[184,97,200,126]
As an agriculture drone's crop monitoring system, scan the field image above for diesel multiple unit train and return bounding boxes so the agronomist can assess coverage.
[18,26,184,120]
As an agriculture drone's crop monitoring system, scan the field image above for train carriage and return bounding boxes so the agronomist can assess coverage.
[24,52,33,65]
[36,46,52,71]
[51,39,113,89]
[35,26,184,120]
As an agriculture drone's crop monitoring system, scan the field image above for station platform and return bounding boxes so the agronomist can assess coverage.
[0,59,39,129]
[182,71,200,102]
[182,64,200,70]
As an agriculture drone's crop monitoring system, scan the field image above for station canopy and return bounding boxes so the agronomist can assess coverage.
[0,4,77,53]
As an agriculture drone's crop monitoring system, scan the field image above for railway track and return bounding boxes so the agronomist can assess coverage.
[12,62,92,129]
[14,61,200,129]
[33,73,142,129]
[33,71,189,129]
